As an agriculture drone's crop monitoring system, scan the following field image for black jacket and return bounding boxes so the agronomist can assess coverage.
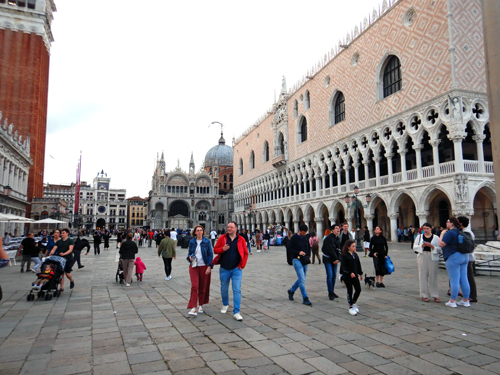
[288,233,311,259]
[341,251,363,276]
[119,240,138,259]
[74,238,90,252]
[363,230,370,242]
[322,233,341,263]
[369,235,388,257]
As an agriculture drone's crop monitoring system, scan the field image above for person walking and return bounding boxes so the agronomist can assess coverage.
[255,230,263,252]
[369,226,389,287]
[116,231,123,249]
[309,232,320,264]
[439,217,471,307]
[414,223,441,302]
[103,231,110,251]
[341,240,363,316]
[210,228,217,248]
[283,230,293,265]
[340,223,354,250]
[170,228,178,248]
[93,231,101,255]
[148,229,154,247]
[213,221,249,321]
[457,216,477,303]
[187,225,213,316]
[119,232,138,287]
[134,256,146,281]
[49,228,75,292]
[287,224,312,306]
[18,233,38,273]
[158,234,176,280]
[363,226,370,257]
[74,235,90,269]
[44,229,60,257]
[322,224,341,300]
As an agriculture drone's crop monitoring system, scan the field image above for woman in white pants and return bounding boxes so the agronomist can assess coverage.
[414,223,441,302]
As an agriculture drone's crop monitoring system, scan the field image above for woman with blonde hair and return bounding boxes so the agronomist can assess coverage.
[186,225,213,316]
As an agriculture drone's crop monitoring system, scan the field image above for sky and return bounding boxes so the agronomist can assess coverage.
[44,0,384,198]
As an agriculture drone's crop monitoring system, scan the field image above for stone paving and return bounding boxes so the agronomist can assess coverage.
[1,241,500,375]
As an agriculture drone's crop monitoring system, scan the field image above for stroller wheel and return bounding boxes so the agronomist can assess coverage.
[37,291,42,298]
[26,294,31,301]
[45,294,50,301]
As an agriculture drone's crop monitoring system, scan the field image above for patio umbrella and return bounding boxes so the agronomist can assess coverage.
[0,213,34,222]
[33,218,66,224]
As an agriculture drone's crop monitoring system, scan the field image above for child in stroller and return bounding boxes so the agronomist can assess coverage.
[27,256,65,301]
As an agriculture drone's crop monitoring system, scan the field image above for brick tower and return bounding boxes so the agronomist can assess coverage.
[0,0,56,212]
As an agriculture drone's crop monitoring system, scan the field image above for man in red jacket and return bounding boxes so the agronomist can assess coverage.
[213,221,249,321]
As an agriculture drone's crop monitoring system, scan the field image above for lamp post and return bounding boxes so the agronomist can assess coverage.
[345,186,371,253]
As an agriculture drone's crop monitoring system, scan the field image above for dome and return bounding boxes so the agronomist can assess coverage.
[204,134,233,167]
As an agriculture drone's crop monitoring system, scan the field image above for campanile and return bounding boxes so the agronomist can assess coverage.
[0,0,56,211]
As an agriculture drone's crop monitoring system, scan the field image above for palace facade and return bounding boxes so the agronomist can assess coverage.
[233,0,496,242]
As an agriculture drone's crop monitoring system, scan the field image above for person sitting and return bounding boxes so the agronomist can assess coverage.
[32,264,55,290]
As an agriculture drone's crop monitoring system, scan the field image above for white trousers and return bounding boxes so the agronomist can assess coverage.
[417,252,439,298]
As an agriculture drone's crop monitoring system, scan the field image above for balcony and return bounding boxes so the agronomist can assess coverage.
[272,154,287,167]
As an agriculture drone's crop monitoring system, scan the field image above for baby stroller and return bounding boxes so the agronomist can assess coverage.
[27,256,65,301]
[115,258,132,284]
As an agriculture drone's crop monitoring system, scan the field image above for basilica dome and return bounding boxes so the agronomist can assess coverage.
[204,134,233,167]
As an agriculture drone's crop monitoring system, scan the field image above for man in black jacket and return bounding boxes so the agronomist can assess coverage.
[287,224,312,306]
[322,224,341,300]
[75,235,91,269]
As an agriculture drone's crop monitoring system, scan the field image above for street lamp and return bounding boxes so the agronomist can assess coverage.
[345,186,371,253]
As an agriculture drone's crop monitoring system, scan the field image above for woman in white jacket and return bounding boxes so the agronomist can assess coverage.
[414,223,441,302]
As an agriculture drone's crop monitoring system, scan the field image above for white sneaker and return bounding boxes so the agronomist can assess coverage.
[349,308,358,316]
[257,250,261,252]
[125,283,131,287]
[188,308,197,316]
[352,304,359,313]
[167,276,172,280]
[456,300,471,307]
[198,306,204,314]
[165,277,169,280]
[445,301,457,308]
[233,313,243,321]
[221,305,229,314]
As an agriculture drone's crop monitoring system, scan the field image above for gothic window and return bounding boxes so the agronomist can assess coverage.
[230,183,233,190]
[263,141,269,163]
[293,100,298,118]
[219,214,225,224]
[224,175,227,181]
[250,150,255,170]
[224,183,227,190]
[278,132,285,155]
[239,158,243,176]
[330,91,345,125]
[383,55,402,98]
[299,117,308,143]
[304,90,310,110]
[230,174,233,182]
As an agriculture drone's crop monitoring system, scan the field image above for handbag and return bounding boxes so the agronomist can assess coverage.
[385,255,395,274]
[299,255,311,266]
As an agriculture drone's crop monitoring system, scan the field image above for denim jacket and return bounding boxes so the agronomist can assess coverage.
[187,237,213,267]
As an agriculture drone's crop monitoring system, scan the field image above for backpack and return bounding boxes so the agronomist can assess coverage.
[453,228,475,254]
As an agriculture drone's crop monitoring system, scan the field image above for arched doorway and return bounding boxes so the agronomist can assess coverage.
[154,202,164,229]
[371,197,389,239]
[96,218,106,230]
[472,186,497,242]
[426,189,451,228]
[395,193,418,229]
[168,201,190,228]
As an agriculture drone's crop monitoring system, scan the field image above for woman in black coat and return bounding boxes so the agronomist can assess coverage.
[119,233,138,286]
[369,226,389,288]
[103,231,111,250]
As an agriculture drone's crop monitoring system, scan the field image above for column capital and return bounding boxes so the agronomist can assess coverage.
[416,211,429,218]
[385,153,394,159]
[472,134,486,143]
[293,219,300,224]
[429,139,441,147]
[373,157,382,163]
[413,144,424,151]
[364,215,374,220]
[388,213,399,219]
[314,217,324,223]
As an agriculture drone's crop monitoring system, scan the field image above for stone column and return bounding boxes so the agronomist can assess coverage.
[344,162,350,189]
[363,160,370,183]
[452,136,465,173]
[315,218,324,249]
[417,211,428,226]
[414,145,423,179]
[316,176,322,191]
[353,163,359,185]
[400,150,407,182]
[293,220,300,234]
[473,134,486,173]
[374,157,381,186]
[365,215,374,233]
[389,213,399,242]
[430,139,441,177]
[386,153,393,184]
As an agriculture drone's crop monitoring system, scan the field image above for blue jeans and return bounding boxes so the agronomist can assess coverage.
[247,242,252,254]
[220,267,243,314]
[324,262,338,294]
[31,257,41,272]
[445,252,470,300]
[291,259,308,299]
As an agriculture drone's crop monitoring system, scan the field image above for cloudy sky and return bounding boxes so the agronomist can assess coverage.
[45,0,383,197]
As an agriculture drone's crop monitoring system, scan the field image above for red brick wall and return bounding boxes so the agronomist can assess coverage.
[0,29,50,207]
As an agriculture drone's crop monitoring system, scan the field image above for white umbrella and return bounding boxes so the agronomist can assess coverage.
[0,213,34,222]
[33,218,66,224]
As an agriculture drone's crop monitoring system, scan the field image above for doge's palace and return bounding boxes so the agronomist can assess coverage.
[233,0,496,243]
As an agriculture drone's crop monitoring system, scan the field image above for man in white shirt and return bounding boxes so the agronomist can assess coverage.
[170,228,178,247]
[210,229,217,247]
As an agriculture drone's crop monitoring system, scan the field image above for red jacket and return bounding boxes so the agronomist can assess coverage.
[213,233,248,269]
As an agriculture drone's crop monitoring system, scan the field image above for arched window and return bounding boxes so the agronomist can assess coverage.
[229,174,233,182]
[383,55,402,98]
[239,158,243,175]
[249,150,255,170]
[299,117,308,143]
[224,183,227,190]
[263,141,269,163]
[223,175,227,181]
[333,91,345,124]
[278,132,285,155]
[304,91,310,110]
[293,100,298,118]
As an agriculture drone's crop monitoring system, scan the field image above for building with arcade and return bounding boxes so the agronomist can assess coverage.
[232,0,496,243]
